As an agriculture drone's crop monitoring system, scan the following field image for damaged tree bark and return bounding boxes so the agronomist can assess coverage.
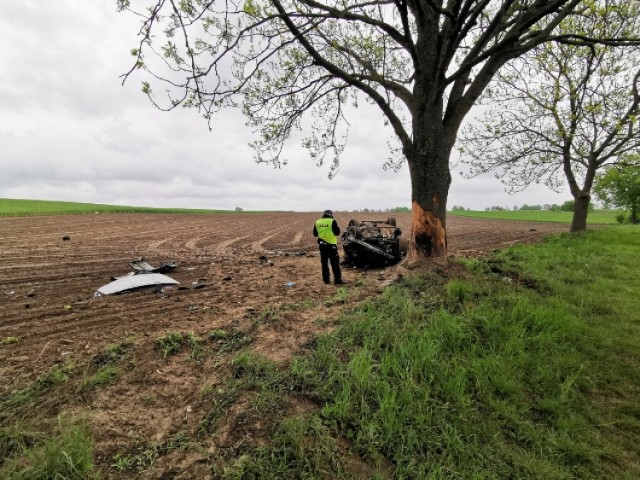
[406,140,451,261]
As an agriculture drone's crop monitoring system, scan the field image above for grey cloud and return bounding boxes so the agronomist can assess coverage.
[0,2,569,212]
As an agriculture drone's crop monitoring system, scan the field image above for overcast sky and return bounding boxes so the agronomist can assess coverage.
[0,1,571,212]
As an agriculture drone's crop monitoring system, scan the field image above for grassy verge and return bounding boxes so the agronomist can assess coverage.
[449,208,620,224]
[0,416,96,479]
[226,226,639,478]
[0,198,256,217]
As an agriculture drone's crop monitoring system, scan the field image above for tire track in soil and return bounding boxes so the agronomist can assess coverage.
[288,231,304,246]
[212,235,251,257]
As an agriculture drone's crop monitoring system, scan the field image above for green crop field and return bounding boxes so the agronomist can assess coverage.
[449,208,621,224]
[0,198,244,217]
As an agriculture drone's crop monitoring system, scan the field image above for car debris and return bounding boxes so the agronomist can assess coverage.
[95,257,180,296]
[341,217,408,268]
[129,257,177,274]
[95,273,180,296]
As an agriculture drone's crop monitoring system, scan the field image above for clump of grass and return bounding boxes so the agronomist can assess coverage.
[258,299,317,323]
[77,339,135,393]
[186,332,204,360]
[36,361,73,390]
[198,380,243,435]
[3,361,74,414]
[1,336,19,345]
[232,352,285,388]
[446,278,473,306]
[325,286,349,306]
[0,416,96,479]
[78,366,120,393]
[157,332,184,359]
[216,416,348,479]
[208,329,227,340]
[199,353,289,436]
[0,422,44,464]
[210,329,252,355]
[91,337,134,367]
[157,331,208,360]
[111,431,197,474]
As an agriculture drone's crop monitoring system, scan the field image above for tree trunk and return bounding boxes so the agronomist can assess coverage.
[570,191,591,232]
[405,142,452,262]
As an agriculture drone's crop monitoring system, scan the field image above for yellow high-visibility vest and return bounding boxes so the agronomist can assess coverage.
[315,218,337,244]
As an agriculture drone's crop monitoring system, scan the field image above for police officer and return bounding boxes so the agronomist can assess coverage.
[313,210,346,285]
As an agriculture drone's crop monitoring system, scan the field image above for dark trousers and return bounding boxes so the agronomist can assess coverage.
[319,242,342,284]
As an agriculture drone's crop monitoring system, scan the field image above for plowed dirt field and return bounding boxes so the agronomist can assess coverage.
[0,212,567,478]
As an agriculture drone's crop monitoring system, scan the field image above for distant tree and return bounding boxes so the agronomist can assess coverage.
[451,205,467,212]
[560,200,594,212]
[118,0,638,261]
[560,200,575,212]
[519,204,543,211]
[235,206,243,212]
[391,206,410,213]
[460,2,640,232]
[594,158,640,223]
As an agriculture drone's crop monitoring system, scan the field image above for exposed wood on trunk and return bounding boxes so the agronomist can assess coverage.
[409,201,447,262]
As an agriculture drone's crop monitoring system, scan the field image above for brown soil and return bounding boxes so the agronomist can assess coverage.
[0,212,567,478]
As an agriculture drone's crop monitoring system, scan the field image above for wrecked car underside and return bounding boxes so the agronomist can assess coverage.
[341,217,408,267]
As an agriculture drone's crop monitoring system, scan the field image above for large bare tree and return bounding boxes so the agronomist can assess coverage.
[459,1,640,232]
[118,0,635,260]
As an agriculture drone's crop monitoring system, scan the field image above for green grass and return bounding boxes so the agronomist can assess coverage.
[77,366,121,393]
[215,416,347,479]
[110,431,195,474]
[0,416,96,479]
[2,362,74,415]
[449,208,620,224]
[0,198,256,217]
[224,225,639,479]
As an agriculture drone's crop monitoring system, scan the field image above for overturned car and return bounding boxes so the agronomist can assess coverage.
[341,217,408,267]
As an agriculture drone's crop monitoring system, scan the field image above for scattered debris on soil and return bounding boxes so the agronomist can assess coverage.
[129,257,177,274]
[95,257,180,296]
[95,273,180,296]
